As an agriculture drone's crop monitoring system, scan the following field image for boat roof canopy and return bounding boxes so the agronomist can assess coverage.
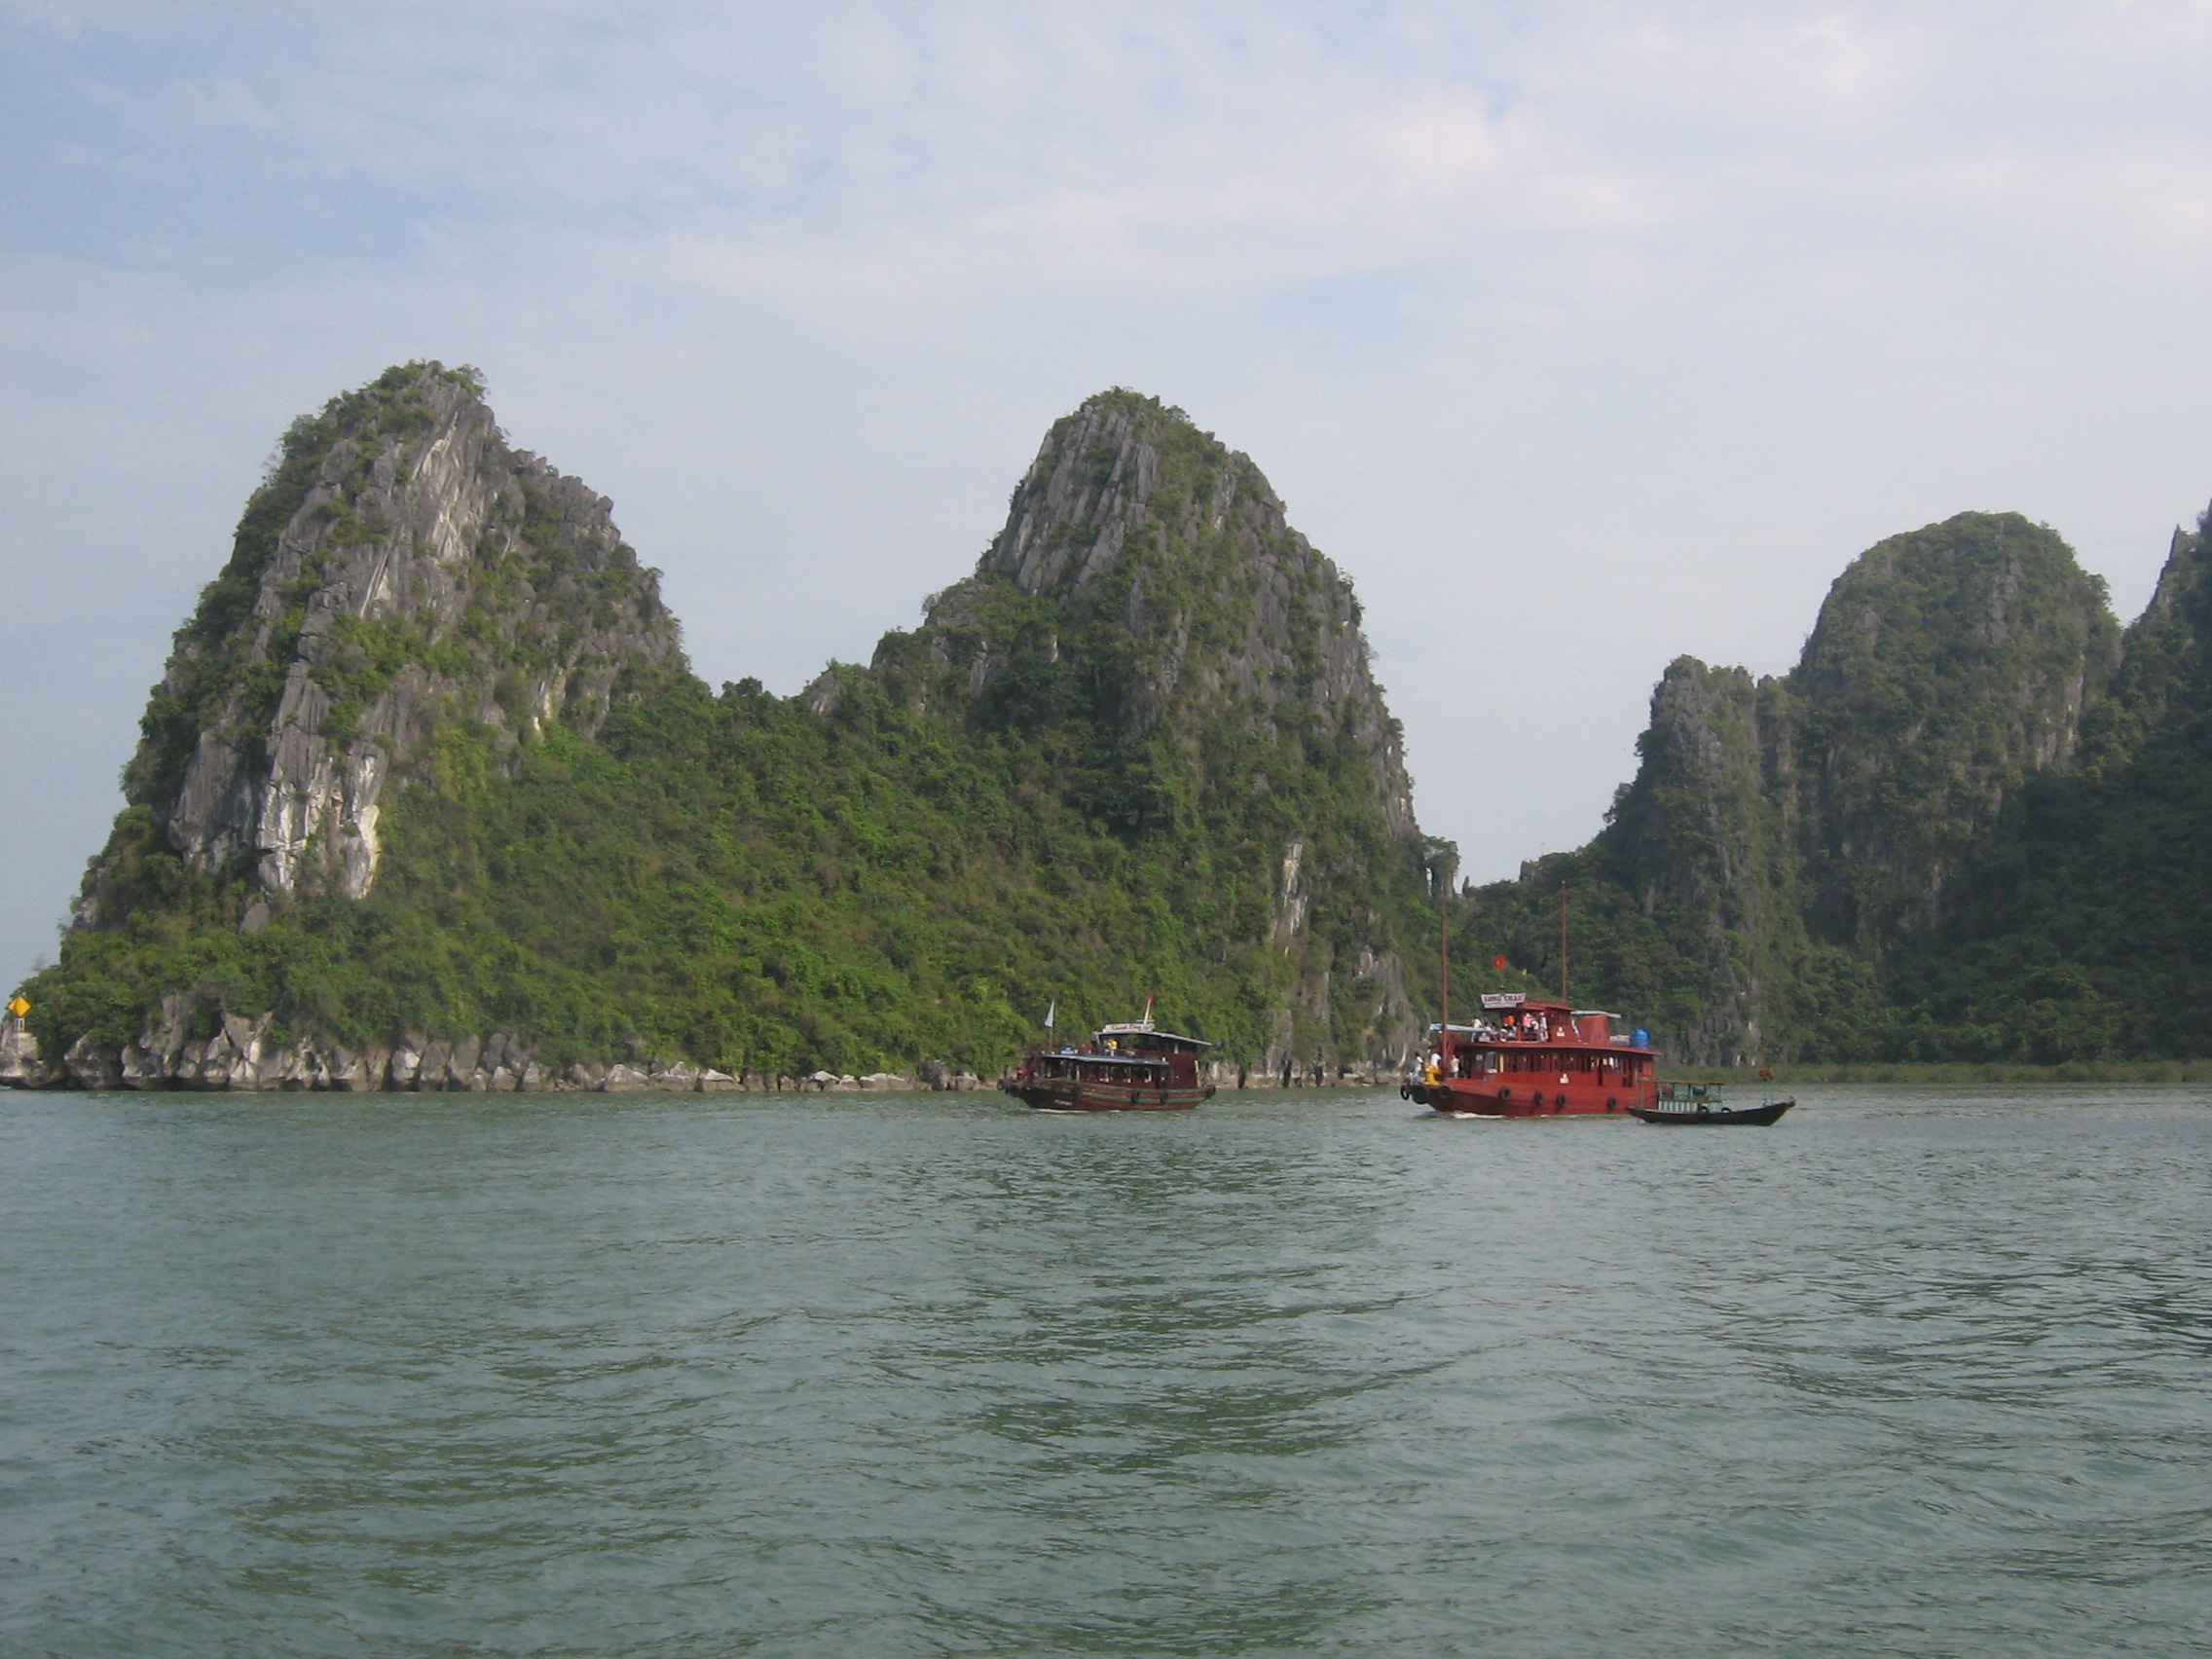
[1052,1050,1183,1067]
[1096,1023,1213,1050]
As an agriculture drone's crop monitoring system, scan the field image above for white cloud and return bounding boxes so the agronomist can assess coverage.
[1,1,2210,977]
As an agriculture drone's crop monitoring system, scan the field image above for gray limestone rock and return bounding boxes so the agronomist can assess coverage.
[118,1044,173,1089]
[443,1035,484,1089]
[117,994,194,1089]
[323,1045,381,1090]
[415,1041,454,1091]
[63,1036,122,1090]
[970,393,1416,841]
[249,1041,311,1090]
[387,1035,426,1090]
[75,363,682,932]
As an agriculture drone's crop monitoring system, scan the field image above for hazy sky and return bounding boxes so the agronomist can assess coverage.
[4,1,2209,981]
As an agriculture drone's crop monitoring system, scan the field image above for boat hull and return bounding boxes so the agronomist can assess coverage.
[1627,1098,1794,1126]
[1405,1079,1641,1118]
[1004,1080,1214,1112]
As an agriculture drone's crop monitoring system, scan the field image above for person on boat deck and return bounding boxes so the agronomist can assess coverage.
[1423,1051,1441,1085]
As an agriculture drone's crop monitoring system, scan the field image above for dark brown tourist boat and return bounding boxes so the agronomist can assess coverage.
[1001,1006,1216,1112]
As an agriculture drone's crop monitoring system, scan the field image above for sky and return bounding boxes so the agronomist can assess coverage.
[3,1,2210,982]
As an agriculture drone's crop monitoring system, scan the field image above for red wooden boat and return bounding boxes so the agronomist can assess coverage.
[1402,994,1660,1117]
[1404,883,1678,1118]
[1001,1011,1217,1112]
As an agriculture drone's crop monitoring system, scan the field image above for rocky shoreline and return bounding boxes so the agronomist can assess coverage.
[0,1014,1388,1094]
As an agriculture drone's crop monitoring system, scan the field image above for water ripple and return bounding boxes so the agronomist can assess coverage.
[1,1087,2208,1655]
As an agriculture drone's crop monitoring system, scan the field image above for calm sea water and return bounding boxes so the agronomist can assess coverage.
[2,1086,2207,1657]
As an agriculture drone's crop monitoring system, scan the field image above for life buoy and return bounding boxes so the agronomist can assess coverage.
[1695,1102,1710,1116]
[1497,1087,1512,1101]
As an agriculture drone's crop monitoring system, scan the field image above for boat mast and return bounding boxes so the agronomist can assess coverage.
[1558,881,1568,1003]
[1438,892,1451,1055]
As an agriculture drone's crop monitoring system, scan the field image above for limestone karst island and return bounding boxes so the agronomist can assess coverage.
[6,360,2209,1091]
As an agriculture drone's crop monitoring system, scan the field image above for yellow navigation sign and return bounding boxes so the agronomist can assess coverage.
[6,995,28,1019]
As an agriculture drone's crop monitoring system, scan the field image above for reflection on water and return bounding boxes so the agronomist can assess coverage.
[2,1087,2209,1655]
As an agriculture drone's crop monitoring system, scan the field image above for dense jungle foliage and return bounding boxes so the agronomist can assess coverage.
[1877,511,2212,1061]
[23,381,1457,1075]
[1462,509,2212,1065]
[33,362,2202,1076]
[42,672,1406,1070]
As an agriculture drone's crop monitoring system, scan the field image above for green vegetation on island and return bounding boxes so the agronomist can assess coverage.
[1465,509,2212,1066]
[18,363,2210,1086]
[21,369,1453,1083]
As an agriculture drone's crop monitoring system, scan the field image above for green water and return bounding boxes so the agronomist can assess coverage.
[3,1087,2206,1656]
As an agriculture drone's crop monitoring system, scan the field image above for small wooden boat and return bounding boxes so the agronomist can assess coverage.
[1626,1094,1794,1126]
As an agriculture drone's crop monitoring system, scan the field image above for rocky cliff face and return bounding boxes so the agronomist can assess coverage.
[1481,512,2130,1065]
[861,390,1430,1070]
[2076,517,2208,772]
[1873,500,2212,1061]
[966,393,1417,835]
[864,391,1417,834]
[1791,513,2120,950]
[1604,658,1800,1063]
[81,362,681,926]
